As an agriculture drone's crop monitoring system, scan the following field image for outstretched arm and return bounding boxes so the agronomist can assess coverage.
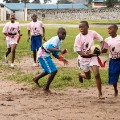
[101,41,108,53]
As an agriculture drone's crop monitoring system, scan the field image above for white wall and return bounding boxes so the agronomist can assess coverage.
[15,10,24,21]
[0,7,6,21]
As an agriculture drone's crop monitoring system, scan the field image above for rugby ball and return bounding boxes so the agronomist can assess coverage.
[91,45,101,55]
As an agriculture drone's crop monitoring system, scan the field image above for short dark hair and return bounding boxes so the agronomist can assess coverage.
[80,21,89,27]
[57,27,66,34]
[31,13,37,17]
[110,24,118,29]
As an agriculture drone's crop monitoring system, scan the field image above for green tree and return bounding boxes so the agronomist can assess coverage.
[11,0,20,2]
[3,0,11,3]
[104,0,118,7]
[57,0,72,4]
[21,0,30,3]
[44,0,51,4]
[3,0,20,2]
[32,0,40,3]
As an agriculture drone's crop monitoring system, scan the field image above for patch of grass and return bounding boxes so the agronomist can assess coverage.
[1,20,120,24]
[6,67,108,89]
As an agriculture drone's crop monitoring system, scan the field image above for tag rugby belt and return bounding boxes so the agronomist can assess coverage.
[41,46,50,54]
[8,33,17,35]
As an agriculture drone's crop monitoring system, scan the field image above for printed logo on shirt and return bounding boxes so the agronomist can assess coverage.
[9,27,17,34]
[82,42,90,54]
[110,47,120,59]
[32,27,40,35]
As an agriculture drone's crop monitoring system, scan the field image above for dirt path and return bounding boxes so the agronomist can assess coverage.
[0,56,120,120]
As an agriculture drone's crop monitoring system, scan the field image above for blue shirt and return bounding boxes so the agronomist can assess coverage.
[37,36,62,58]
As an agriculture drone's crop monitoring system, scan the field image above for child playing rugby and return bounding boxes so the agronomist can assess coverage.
[74,21,104,99]
[32,27,68,93]
[3,13,22,68]
[28,14,46,66]
[102,24,120,97]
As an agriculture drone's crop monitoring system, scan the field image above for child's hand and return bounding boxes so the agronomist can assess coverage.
[60,49,68,54]
[27,36,30,42]
[43,37,47,41]
[89,54,97,57]
[19,34,22,36]
[62,58,68,66]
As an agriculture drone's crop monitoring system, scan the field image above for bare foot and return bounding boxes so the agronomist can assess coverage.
[98,95,105,100]
[114,90,118,97]
[78,73,83,83]
[43,89,52,94]
[32,78,40,87]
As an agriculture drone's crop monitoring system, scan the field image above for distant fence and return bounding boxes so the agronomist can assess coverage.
[27,7,120,21]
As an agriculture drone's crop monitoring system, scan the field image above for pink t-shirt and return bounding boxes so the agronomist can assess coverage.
[2,21,20,40]
[74,30,103,61]
[28,21,44,36]
[103,35,120,59]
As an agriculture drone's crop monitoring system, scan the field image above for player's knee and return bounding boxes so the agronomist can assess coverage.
[11,49,15,53]
[55,70,58,74]
[85,73,91,79]
[52,70,58,75]
[94,73,100,79]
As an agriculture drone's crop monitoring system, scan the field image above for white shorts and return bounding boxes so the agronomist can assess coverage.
[6,38,18,48]
[78,57,100,72]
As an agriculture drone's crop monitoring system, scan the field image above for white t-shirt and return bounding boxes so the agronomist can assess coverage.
[37,36,62,58]
[28,21,44,36]
[2,21,20,40]
[74,30,103,61]
[103,35,120,59]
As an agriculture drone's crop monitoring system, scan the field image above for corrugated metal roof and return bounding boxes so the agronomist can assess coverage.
[93,0,104,2]
[4,3,88,11]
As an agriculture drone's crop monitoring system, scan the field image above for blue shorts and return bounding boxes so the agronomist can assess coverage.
[38,56,58,73]
[31,35,42,51]
[108,59,120,84]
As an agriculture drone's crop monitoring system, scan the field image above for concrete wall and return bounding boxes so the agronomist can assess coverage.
[1,7,120,21]
[27,8,120,21]
[0,7,6,21]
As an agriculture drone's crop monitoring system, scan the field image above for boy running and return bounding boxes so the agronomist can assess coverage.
[28,14,45,66]
[32,27,68,93]
[102,24,120,97]
[74,21,104,99]
[3,13,22,68]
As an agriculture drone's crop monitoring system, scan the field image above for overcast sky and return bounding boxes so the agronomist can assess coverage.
[0,0,58,4]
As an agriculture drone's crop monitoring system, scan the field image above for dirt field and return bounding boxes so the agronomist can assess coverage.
[0,56,120,120]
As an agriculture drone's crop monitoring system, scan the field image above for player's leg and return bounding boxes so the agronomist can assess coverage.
[36,35,42,50]
[10,44,17,68]
[78,71,91,83]
[113,83,118,97]
[35,35,42,65]
[6,48,11,57]
[40,56,58,92]
[31,36,37,65]
[91,65,103,98]
[5,48,11,63]
[78,60,91,83]
[108,59,120,97]
[44,70,58,92]
[33,50,37,63]
[32,72,48,87]
[5,39,11,63]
